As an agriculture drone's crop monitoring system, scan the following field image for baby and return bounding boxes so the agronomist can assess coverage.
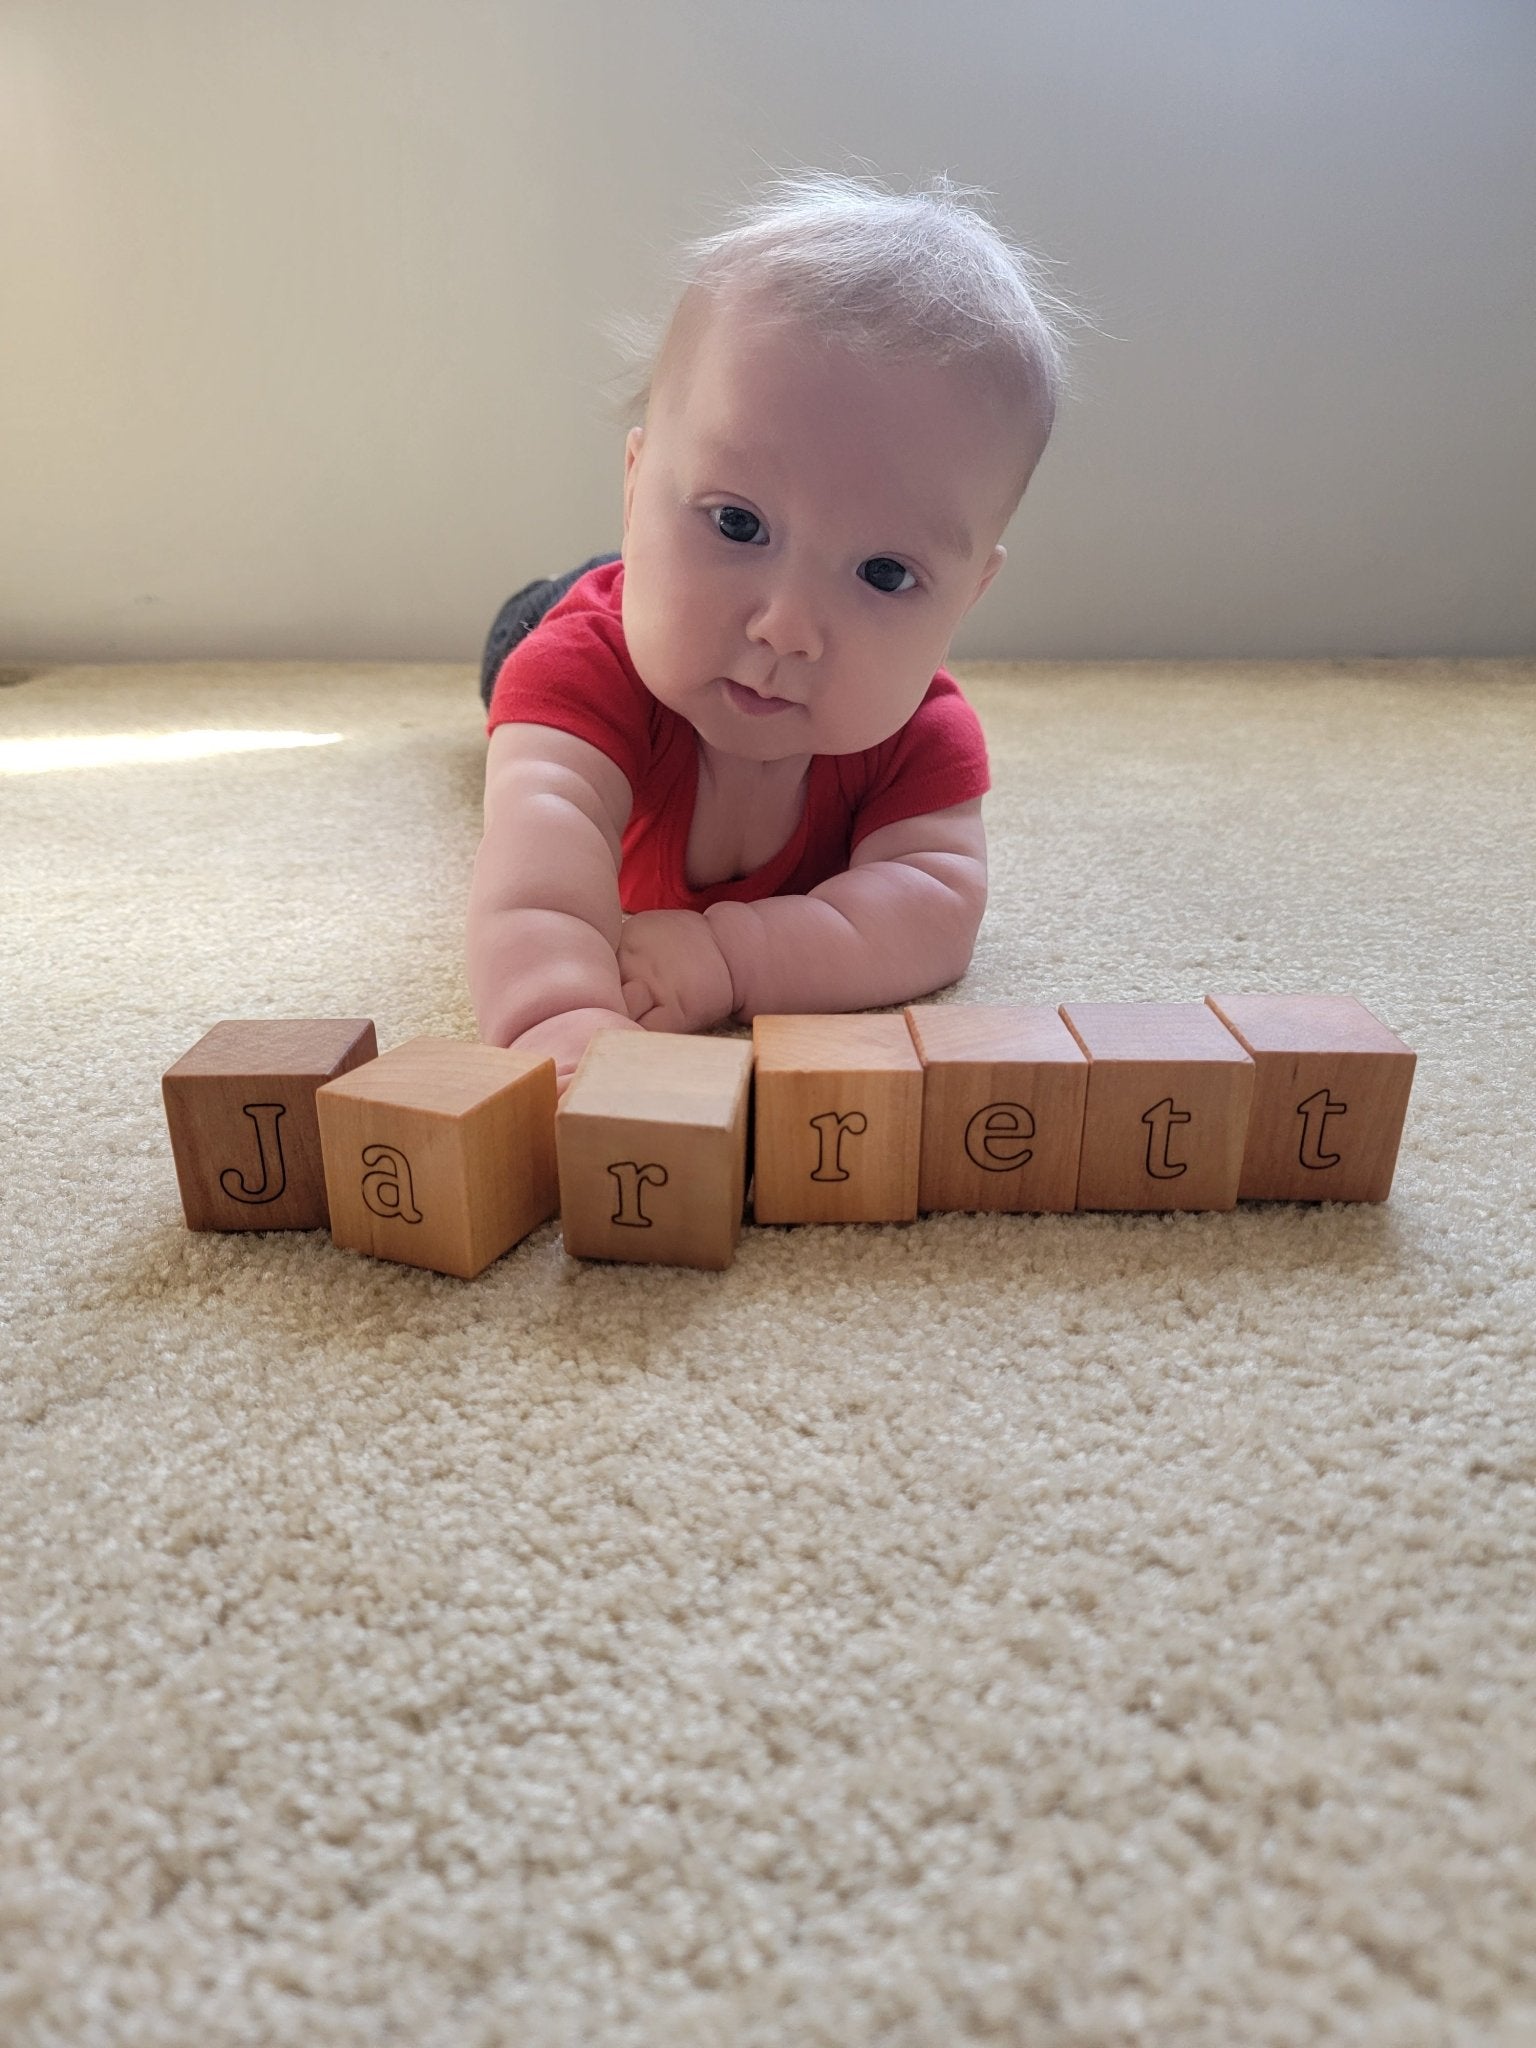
[467,169,1073,1090]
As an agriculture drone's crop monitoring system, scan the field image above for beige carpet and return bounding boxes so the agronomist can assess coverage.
[3,656,1534,2046]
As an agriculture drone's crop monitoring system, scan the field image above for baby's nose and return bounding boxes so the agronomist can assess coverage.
[745,578,823,664]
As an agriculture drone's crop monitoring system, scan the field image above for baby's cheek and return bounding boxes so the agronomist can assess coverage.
[825,669,933,753]
[626,605,698,716]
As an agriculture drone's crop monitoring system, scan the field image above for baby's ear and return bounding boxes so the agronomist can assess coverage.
[970,543,1007,606]
[623,427,645,536]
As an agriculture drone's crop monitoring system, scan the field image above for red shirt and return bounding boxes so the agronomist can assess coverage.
[485,559,990,913]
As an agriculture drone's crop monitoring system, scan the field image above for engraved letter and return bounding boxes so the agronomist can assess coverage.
[809,1109,868,1182]
[965,1101,1034,1173]
[1296,1087,1347,1170]
[607,1160,669,1228]
[220,1102,287,1204]
[1142,1097,1192,1180]
[360,1143,424,1224]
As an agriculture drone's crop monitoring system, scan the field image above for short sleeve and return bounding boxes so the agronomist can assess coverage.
[485,567,653,796]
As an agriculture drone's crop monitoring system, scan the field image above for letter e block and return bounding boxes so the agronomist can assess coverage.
[315,1036,557,1278]
[1204,993,1416,1202]
[1060,1001,1255,1212]
[162,1018,379,1231]
[752,1015,923,1225]
[555,1031,754,1269]
[904,1003,1088,1213]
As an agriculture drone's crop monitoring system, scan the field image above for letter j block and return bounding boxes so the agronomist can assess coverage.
[315,1036,557,1278]
[162,1018,379,1230]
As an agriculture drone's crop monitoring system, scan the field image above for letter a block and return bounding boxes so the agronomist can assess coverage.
[162,1018,379,1231]
[751,1014,924,1225]
[315,1036,557,1278]
[1060,1001,1256,1212]
[1204,993,1416,1202]
[555,1030,754,1269]
[904,1003,1089,1213]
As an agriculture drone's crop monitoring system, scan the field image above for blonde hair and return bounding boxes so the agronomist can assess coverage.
[599,165,1091,513]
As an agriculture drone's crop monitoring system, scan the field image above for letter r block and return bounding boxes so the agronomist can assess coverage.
[904,1003,1088,1213]
[162,1018,379,1231]
[555,1030,754,1269]
[1204,993,1416,1202]
[315,1036,557,1278]
[751,1014,924,1225]
[1060,1001,1256,1212]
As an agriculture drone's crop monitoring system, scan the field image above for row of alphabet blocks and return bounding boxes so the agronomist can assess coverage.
[162,996,1416,1277]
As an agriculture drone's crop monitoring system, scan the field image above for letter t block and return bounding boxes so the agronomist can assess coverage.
[555,1030,755,1268]
[751,1014,924,1225]
[1204,993,1416,1201]
[315,1036,557,1278]
[1060,1001,1256,1212]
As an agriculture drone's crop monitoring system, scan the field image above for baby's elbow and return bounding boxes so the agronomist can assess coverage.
[957,855,988,928]
[879,850,986,991]
[902,858,986,991]
[938,861,987,987]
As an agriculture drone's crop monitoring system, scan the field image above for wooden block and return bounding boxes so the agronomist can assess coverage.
[315,1036,557,1279]
[162,1017,378,1231]
[1204,993,1416,1202]
[904,1003,1088,1213]
[1060,1001,1256,1212]
[555,1031,754,1269]
[751,1014,924,1225]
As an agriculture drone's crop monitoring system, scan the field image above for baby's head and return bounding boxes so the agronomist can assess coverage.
[606,170,1080,763]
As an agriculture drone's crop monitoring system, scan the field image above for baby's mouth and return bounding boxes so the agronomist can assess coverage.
[721,679,801,718]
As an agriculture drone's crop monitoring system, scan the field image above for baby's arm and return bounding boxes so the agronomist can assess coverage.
[465,723,645,1084]
[619,799,988,1023]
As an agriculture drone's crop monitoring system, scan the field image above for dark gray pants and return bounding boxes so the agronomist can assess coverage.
[479,553,621,709]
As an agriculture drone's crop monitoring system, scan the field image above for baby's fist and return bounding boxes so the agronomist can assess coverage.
[618,910,736,1034]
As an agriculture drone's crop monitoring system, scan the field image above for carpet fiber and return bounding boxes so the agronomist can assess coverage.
[3,656,1534,2046]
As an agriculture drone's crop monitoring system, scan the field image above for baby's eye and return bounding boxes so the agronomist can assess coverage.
[859,557,917,596]
[711,505,765,545]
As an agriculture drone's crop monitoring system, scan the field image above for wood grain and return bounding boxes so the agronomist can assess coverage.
[904,1003,1089,1213]
[162,1017,378,1231]
[556,1030,754,1269]
[751,1014,924,1226]
[1060,1001,1256,1212]
[1205,994,1416,1201]
[315,1036,557,1279]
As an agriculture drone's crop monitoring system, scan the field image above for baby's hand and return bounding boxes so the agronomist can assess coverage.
[618,910,736,1034]
[509,1006,643,1095]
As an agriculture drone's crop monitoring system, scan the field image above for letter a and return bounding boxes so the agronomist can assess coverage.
[360,1143,424,1224]
[220,1102,288,1204]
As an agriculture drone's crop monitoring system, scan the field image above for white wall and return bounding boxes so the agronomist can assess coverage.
[1,0,1532,663]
